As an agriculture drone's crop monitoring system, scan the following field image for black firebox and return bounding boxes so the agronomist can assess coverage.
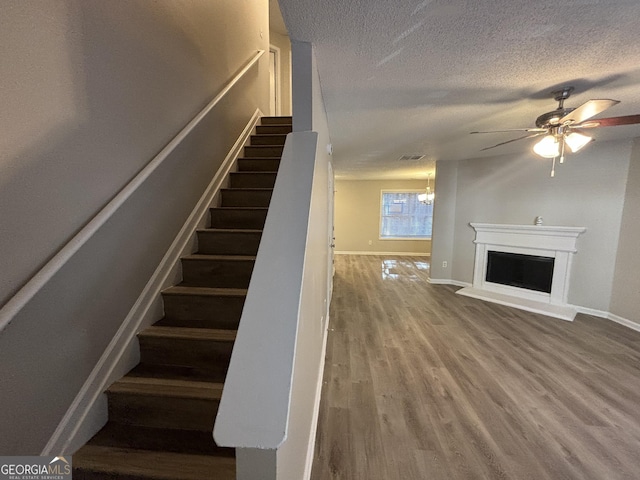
[486,251,554,294]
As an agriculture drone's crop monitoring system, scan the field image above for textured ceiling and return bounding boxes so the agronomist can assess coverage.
[277,0,640,179]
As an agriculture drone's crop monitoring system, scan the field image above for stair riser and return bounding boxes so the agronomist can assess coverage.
[197,231,262,255]
[210,208,268,229]
[182,259,254,289]
[220,189,272,207]
[261,116,292,125]
[237,158,280,172]
[229,172,277,189]
[162,293,245,324]
[107,393,219,431]
[243,145,283,158]
[139,336,233,372]
[250,134,287,146]
[255,125,292,135]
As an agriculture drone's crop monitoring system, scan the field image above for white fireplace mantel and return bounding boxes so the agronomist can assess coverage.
[456,223,586,321]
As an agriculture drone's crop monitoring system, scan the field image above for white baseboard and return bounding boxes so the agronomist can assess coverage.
[303,314,330,480]
[574,306,640,333]
[335,251,430,257]
[427,277,471,288]
[607,313,640,332]
[42,109,262,456]
[573,305,609,319]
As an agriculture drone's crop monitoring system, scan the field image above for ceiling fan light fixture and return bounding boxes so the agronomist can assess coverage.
[533,134,560,158]
[564,131,593,152]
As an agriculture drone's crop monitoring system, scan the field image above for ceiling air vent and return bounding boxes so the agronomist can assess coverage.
[398,154,425,161]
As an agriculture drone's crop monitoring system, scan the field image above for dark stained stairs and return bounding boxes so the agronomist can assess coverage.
[72,116,291,479]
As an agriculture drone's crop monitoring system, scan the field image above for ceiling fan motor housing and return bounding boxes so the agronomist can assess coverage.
[535,108,575,128]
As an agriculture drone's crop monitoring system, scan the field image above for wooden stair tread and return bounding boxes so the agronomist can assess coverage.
[74,445,235,480]
[86,422,234,456]
[128,363,227,383]
[140,326,236,342]
[182,254,256,261]
[108,376,224,399]
[163,285,247,296]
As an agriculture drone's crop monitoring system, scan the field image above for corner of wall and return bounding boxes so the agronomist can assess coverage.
[430,160,459,280]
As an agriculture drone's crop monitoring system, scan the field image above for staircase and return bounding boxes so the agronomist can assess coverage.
[73,117,292,479]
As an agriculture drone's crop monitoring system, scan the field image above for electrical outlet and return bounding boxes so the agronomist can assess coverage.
[442,261,448,268]
[368,240,373,245]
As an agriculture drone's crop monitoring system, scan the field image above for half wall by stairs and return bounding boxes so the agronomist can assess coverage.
[72,117,292,479]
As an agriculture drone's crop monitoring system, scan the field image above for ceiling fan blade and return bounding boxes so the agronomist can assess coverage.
[480,132,546,151]
[471,128,547,134]
[576,114,640,128]
[559,99,620,125]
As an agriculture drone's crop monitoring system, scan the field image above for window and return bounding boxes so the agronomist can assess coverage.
[380,190,433,239]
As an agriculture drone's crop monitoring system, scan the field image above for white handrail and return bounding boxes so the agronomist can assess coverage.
[0,49,265,332]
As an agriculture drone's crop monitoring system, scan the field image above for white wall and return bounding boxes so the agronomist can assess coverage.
[276,41,333,480]
[431,140,631,312]
[611,138,640,322]
[0,0,269,454]
[334,180,432,254]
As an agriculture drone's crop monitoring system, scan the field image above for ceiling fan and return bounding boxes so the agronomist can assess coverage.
[471,86,640,176]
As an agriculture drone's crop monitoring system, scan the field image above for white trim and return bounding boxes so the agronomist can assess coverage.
[573,305,610,319]
[41,110,263,456]
[303,316,330,480]
[572,306,640,333]
[606,313,640,333]
[0,49,265,334]
[335,251,430,257]
[427,278,471,287]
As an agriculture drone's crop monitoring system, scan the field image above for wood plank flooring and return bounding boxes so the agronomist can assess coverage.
[311,255,640,480]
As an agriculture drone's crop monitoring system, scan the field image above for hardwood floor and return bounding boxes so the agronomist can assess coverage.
[311,255,640,480]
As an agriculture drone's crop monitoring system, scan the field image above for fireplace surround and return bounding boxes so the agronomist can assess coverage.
[456,223,586,321]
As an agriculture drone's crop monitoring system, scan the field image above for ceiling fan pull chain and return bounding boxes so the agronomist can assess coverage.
[551,157,556,177]
[559,138,566,164]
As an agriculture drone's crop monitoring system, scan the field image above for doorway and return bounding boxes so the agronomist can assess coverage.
[269,46,281,116]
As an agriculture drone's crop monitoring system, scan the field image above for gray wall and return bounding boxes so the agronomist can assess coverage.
[611,138,640,322]
[334,180,432,254]
[431,140,632,312]
[429,161,458,279]
[0,0,269,454]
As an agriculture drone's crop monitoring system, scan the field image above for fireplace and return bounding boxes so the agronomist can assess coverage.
[456,223,586,321]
